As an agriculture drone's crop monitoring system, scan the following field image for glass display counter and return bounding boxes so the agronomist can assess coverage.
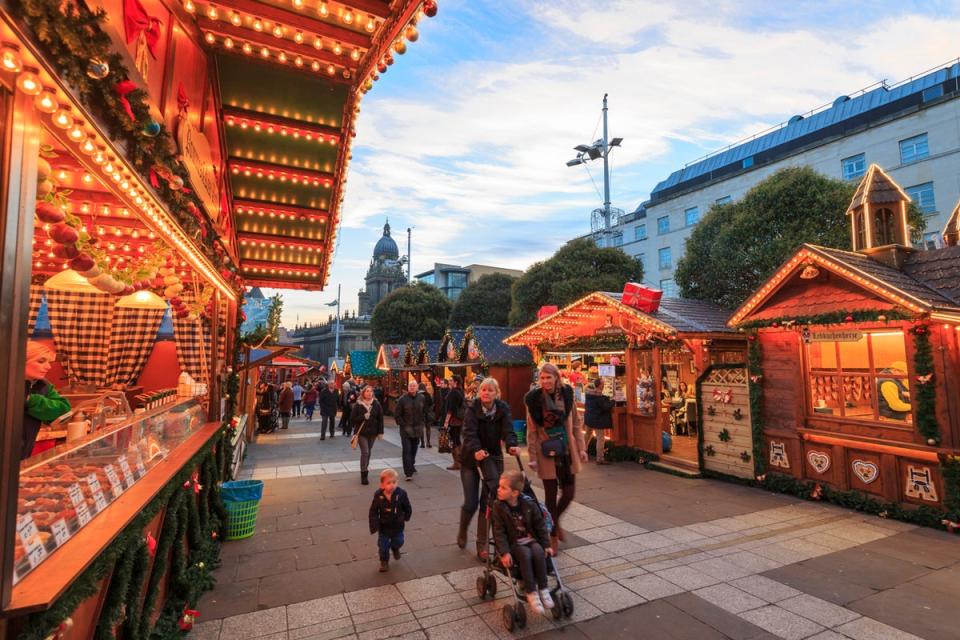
[13,399,205,585]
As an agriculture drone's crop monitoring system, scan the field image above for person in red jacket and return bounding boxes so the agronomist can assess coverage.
[278,381,295,430]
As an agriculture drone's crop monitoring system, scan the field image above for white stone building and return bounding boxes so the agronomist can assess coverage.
[606,61,960,297]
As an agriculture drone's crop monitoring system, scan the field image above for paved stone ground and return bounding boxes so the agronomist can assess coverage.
[192,415,959,640]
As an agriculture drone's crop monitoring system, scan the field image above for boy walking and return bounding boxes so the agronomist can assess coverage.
[492,470,555,615]
[368,468,412,572]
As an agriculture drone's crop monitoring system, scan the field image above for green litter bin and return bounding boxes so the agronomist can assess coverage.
[512,419,526,445]
[222,480,264,540]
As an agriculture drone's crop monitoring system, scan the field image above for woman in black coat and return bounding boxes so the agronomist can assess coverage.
[457,377,518,560]
[584,380,615,465]
[351,385,384,485]
[442,375,466,470]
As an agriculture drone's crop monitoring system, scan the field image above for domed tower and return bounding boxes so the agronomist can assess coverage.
[358,220,408,316]
[848,164,913,268]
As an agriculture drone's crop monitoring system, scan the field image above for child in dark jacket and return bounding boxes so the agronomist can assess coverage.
[368,468,412,572]
[492,470,555,616]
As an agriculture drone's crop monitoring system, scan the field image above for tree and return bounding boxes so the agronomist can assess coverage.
[370,282,452,345]
[267,293,283,342]
[449,273,516,329]
[675,166,926,310]
[509,238,643,326]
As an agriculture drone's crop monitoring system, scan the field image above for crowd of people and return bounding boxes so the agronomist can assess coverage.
[253,366,618,615]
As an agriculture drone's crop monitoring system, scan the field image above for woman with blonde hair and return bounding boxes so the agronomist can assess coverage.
[351,385,384,484]
[457,376,518,559]
[525,363,586,550]
[23,341,70,459]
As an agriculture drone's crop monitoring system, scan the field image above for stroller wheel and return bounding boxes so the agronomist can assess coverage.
[486,573,497,597]
[515,603,527,629]
[502,605,515,631]
[561,592,574,618]
[551,591,562,620]
[476,575,487,600]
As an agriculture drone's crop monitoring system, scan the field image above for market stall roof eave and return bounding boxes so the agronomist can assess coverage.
[728,243,960,327]
[348,350,383,377]
[242,344,300,370]
[504,292,736,348]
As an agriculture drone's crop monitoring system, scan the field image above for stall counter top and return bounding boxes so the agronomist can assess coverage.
[4,420,222,615]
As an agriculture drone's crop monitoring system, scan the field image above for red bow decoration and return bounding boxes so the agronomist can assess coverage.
[712,388,732,404]
[115,80,138,120]
[124,0,163,59]
[177,82,190,113]
[178,608,200,631]
[145,531,157,556]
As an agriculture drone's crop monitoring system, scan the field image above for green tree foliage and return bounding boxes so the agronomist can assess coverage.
[449,273,516,329]
[267,294,283,342]
[509,238,644,326]
[371,282,452,345]
[675,166,926,310]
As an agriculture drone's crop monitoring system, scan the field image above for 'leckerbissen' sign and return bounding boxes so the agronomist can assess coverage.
[176,114,220,223]
[809,331,863,342]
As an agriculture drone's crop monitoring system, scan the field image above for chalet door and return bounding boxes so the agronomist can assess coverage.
[697,365,754,479]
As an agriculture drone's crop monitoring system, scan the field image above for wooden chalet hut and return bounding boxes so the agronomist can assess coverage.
[729,165,960,518]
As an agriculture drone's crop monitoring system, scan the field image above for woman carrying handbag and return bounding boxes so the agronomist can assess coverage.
[351,385,384,485]
[525,363,587,552]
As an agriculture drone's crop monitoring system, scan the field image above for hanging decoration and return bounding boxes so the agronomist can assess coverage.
[909,319,940,446]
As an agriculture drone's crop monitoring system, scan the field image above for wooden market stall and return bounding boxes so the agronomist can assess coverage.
[729,165,960,515]
[0,0,438,634]
[505,292,745,474]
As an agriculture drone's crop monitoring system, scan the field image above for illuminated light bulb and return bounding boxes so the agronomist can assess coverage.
[82,173,93,184]
[350,48,360,61]
[278,52,287,62]
[318,2,328,17]
[242,42,252,54]
[326,64,335,75]
[272,24,284,37]
[230,11,241,25]
[313,37,322,50]
[252,18,263,31]
[205,32,216,44]
[68,123,86,141]
[224,37,234,48]
[16,70,42,96]
[293,0,302,7]
[52,108,72,129]
[184,0,195,13]
[207,4,218,19]
[311,60,320,71]
[34,90,58,114]
[294,55,303,67]
[343,9,354,24]
[333,41,342,55]
[260,47,270,58]
[366,16,375,32]
[104,163,114,174]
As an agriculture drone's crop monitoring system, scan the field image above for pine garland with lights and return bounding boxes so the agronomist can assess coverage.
[738,309,912,330]
[909,321,940,445]
[939,453,960,525]
[747,334,766,476]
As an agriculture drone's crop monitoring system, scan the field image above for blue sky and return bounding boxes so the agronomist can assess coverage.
[268,0,959,327]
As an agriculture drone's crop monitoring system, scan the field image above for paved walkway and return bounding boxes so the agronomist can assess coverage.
[192,415,959,640]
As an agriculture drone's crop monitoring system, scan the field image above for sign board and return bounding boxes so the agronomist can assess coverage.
[177,114,221,224]
[598,364,616,377]
[595,327,624,337]
[809,331,863,343]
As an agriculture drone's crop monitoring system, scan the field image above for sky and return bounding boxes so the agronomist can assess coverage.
[266,0,960,328]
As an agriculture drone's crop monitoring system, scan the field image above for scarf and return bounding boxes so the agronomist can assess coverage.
[358,397,374,420]
[541,387,568,444]
[481,400,497,419]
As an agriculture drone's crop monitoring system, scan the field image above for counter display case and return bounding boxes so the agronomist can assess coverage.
[13,399,205,585]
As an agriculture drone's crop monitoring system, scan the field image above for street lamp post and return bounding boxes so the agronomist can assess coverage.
[326,284,341,361]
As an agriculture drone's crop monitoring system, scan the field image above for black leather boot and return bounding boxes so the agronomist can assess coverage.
[476,510,489,561]
[457,508,471,548]
[361,471,369,485]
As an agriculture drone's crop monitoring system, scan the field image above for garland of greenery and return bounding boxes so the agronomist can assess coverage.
[120,543,150,639]
[940,453,960,524]
[136,488,183,640]
[738,308,912,330]
[18,430,226,640]
[909,321,940,445]
[9,0,241,289]
[538,335,629,353]
[93,540,139,640]
[747,335,765,477]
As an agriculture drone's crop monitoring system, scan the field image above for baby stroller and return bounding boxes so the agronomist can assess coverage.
[475,455,574,631]
[256,403,278,434]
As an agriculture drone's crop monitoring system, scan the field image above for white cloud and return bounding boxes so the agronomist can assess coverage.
[280,0,960,326]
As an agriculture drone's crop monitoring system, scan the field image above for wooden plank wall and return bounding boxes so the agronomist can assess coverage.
[701,367,754,479]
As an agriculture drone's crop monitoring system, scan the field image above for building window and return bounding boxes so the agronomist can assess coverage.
[684,206,700,226]
[873,207,897,245]
[715,196,732,206]
[419,273,434,285]
[658,247,672,270]
[806,331,911,425]
[899,133,929,165]
[905,182,936,214]
[742,156,754,169]
[634,224,647,241]
[657,216,669,235]
[635,253,646,267]
[659,279,677,297]
[841,153,866,180]
[612,232,623,247]
[922,232,941,250]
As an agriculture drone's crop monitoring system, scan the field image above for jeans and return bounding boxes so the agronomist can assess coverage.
[339,411,350,435]
[401,435,420,477]
[358,436,374,472]
[510,542,547,593]
[460,457,503,516]
[377,531,404,561]
[321,414,336,438]
[420,425,432,447]
[305,404,315,421]
[280,413,291,429]
[293,400,302,416]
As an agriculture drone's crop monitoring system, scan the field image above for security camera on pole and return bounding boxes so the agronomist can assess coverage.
[566,94,624,246]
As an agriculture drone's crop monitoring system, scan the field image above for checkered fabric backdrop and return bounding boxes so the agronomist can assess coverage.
[105,307,165,387]
[46,290,115,386]
[217,297,228,365]
[28,284,43,336]
[172,291,211,385]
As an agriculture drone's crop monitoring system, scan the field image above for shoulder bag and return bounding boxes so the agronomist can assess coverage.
[351,419,367,449]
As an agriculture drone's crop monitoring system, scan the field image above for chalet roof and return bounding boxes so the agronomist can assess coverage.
[348,351,382,378]
[600,293,734,334]
[902,245,960,305]
[378,343,407,370]
[847,164,911,211]
[421,340,442,362]
[469,326,533,365]
[944,199,960,246]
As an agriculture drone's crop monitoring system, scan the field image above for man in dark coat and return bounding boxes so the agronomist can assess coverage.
[395,380,429,480]
[318,380,340,440]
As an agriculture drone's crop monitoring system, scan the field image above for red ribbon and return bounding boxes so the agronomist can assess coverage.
[145,532,157,556]
[115,80,138,120]
[177,82,190,113]
[123,0,162,59]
